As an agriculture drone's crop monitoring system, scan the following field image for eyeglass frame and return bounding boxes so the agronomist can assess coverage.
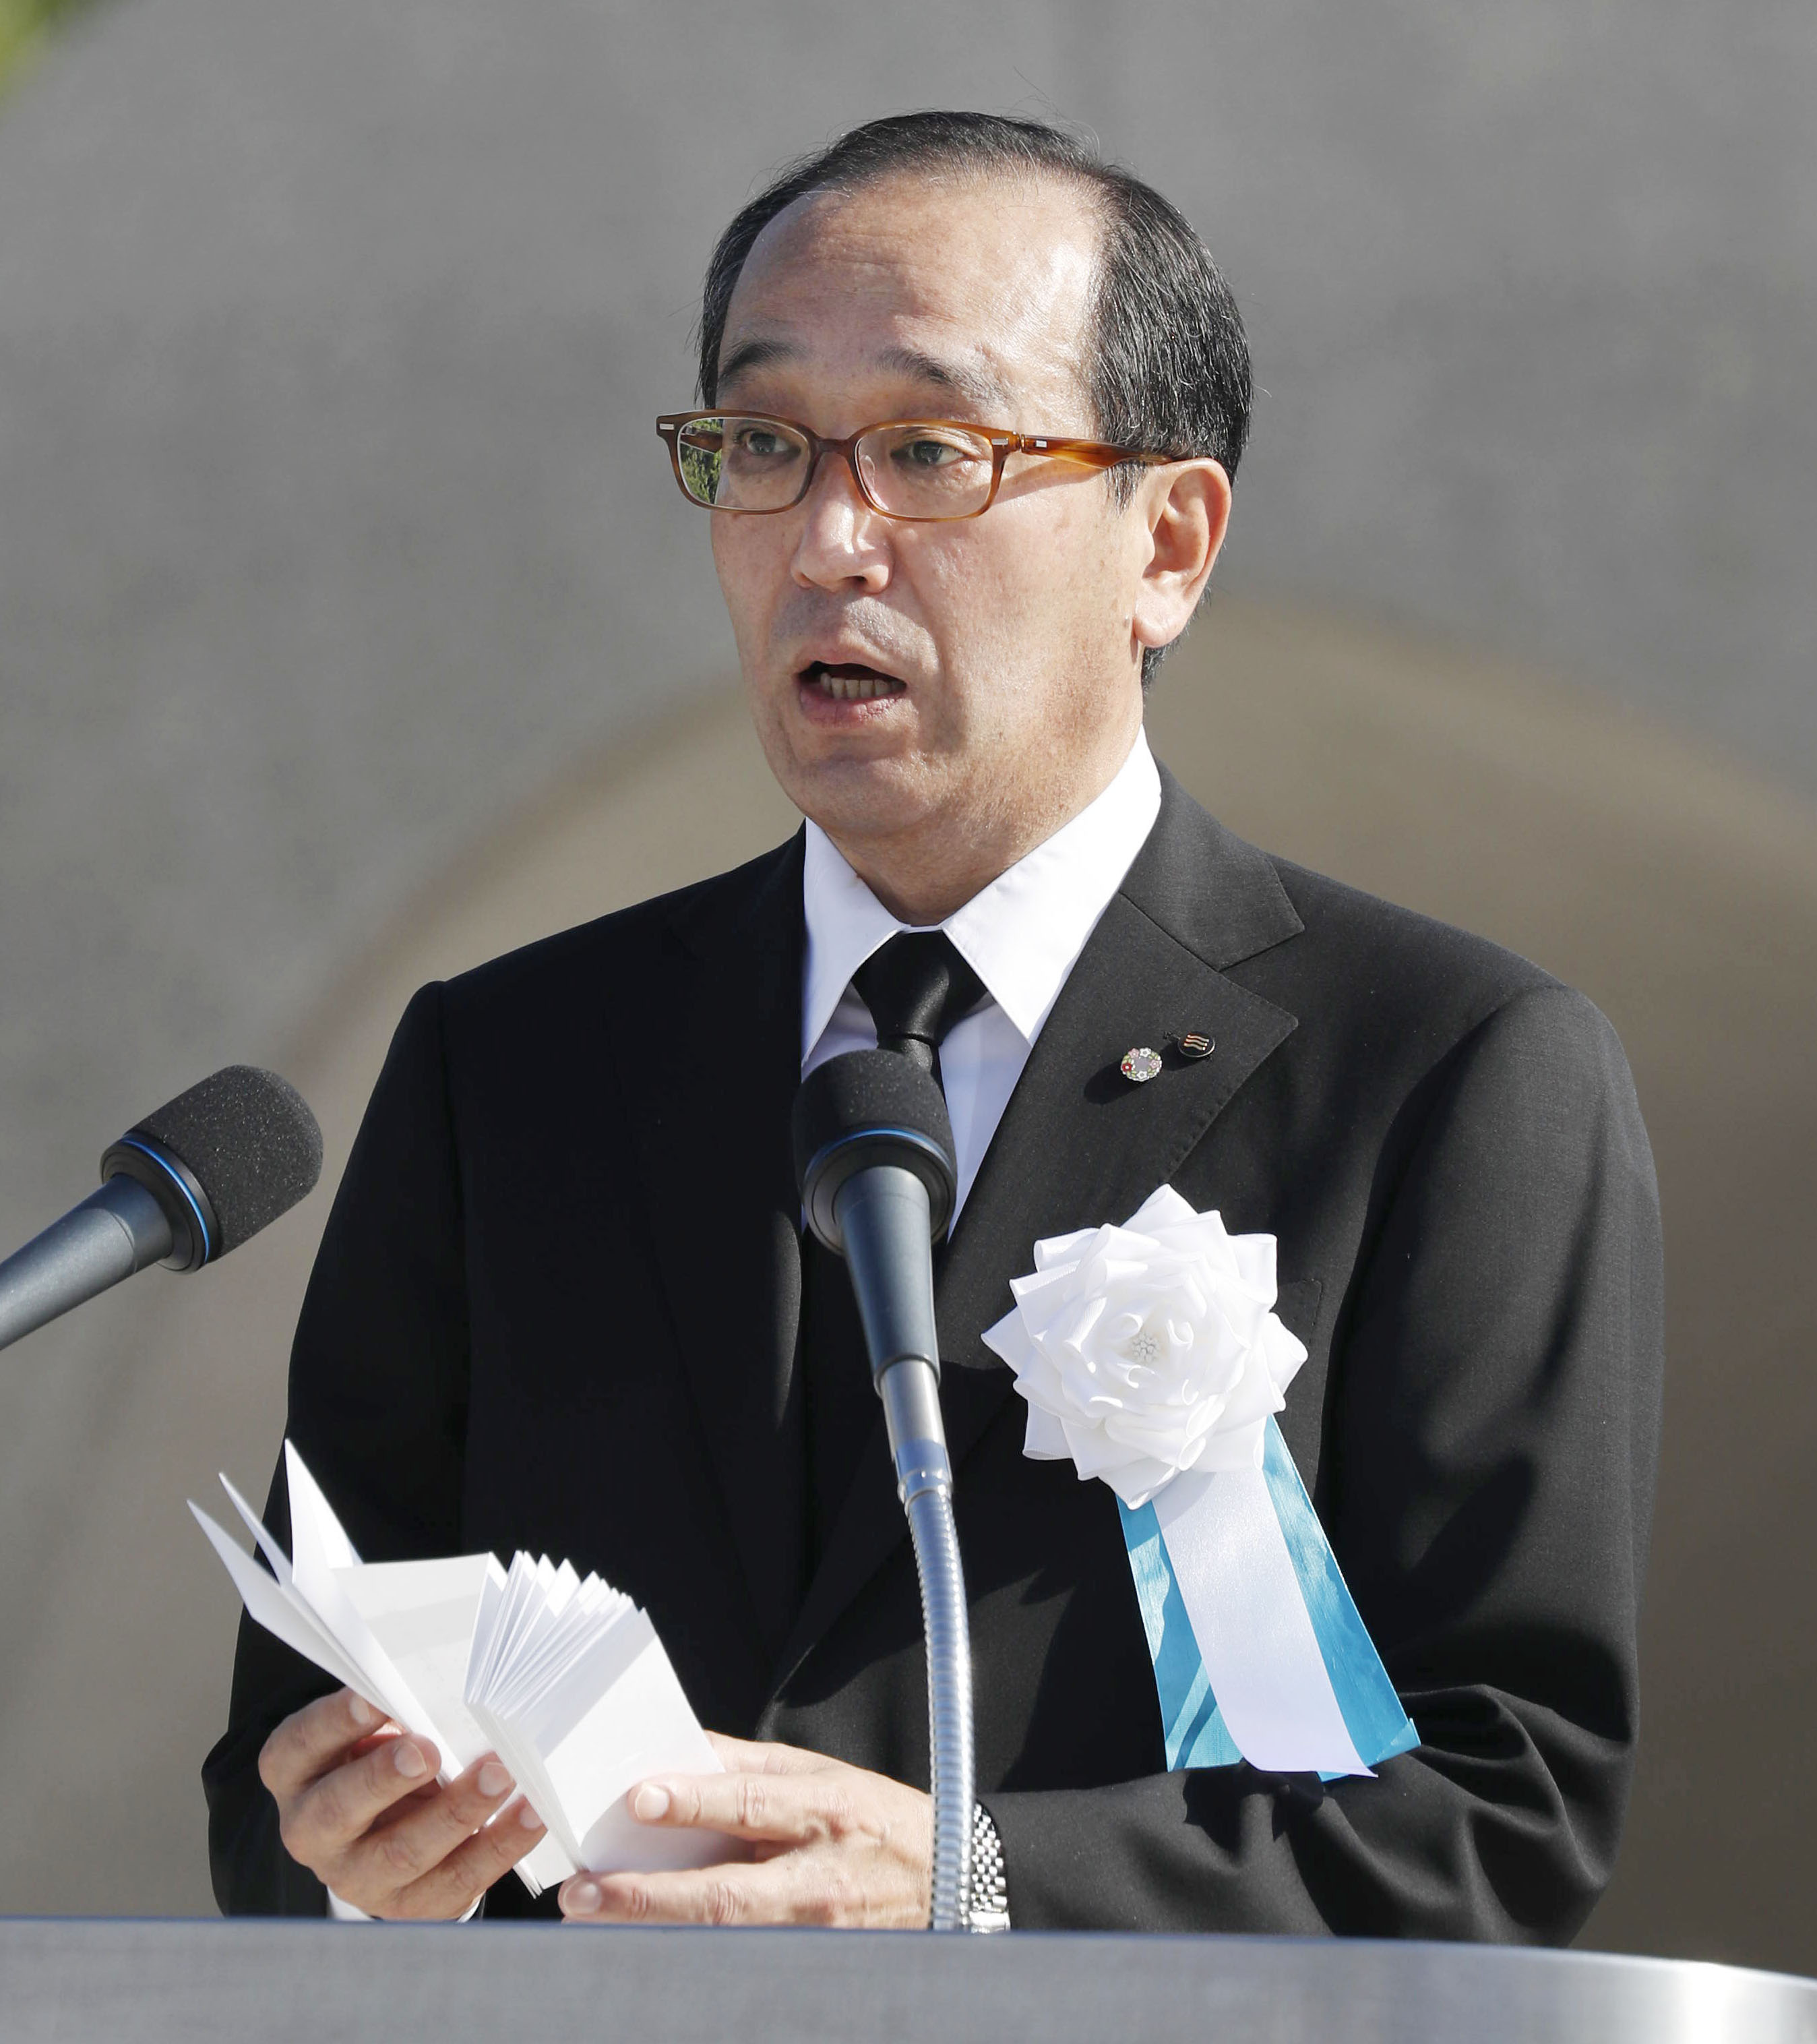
[655,411,1179,522]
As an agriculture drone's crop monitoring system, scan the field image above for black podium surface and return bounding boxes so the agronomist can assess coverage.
[1,1919,1813,2043]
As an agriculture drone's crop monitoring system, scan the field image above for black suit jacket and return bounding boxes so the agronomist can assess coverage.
[204,767,1663,1937]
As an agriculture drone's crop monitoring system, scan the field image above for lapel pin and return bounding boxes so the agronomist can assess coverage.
[1179,1032,1215,1060]
[1120,1046,1163,1085]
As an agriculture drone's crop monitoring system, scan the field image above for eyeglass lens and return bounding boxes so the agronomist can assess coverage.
[677,417,997,517]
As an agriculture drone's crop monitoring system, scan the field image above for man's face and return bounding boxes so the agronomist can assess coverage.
[708,173,1159,882]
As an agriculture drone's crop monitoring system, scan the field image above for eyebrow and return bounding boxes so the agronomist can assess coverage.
[714,335,1012,415]
[873,344,1011,413]
[715,335,800,390]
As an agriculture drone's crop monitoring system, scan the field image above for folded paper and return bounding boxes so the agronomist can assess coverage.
[985,1186,1417,1778]
[191,1445,725,1894]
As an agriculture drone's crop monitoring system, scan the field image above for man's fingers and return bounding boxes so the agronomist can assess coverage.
[328,1753,516,1898]
[561,1859,787,1927]
[566,1752,931,1930]
[258,1688,387,1799]
[702,1731,834,1776]
[387,1796,549,1921]
[278,1727,443,1869]
[629,1766,851,1844]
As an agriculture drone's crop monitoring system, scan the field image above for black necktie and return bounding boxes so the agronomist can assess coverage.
[852,932,987,1090]
[801,933,985,1575]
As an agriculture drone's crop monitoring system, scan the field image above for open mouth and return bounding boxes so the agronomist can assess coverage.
[799,661,906,702]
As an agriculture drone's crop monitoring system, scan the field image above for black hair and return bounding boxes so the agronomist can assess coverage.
[696,111,1251,684]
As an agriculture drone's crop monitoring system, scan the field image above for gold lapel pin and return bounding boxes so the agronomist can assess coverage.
[1179,1032,1214,1060]
[1120,1046,1163,1084]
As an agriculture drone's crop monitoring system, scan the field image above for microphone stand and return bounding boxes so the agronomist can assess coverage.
[794,1053,975,1931]
[836,1167,975,1932]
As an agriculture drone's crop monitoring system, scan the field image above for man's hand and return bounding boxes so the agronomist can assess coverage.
[558,1733,931,1928]
[259,1687,547,1918]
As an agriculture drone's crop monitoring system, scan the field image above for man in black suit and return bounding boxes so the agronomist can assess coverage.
[206,113,1662,1936]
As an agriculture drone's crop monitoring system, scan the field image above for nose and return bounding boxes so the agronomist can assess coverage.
[789,446,892,593]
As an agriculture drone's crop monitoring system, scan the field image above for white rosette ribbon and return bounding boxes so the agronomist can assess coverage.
[983,1184,1307,1505]
[983,1185,1415,1779]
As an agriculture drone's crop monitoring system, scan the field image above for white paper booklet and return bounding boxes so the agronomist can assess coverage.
[191,1442,726,1896]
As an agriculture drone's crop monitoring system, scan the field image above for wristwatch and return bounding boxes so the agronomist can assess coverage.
[966,1802,1011,1932]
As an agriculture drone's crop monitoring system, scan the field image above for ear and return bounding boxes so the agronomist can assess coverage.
[1130,460,1232,657]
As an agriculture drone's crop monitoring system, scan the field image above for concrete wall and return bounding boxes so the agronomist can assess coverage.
[0,0,1812,1973]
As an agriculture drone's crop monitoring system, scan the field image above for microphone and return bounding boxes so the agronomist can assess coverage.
[793,1048,975,1932]
[0,1066,323,1354]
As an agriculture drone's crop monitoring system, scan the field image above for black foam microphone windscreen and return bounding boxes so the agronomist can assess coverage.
[0,1064,326,1353]
[125,1065,323,1255]
[793,1048,958,1252]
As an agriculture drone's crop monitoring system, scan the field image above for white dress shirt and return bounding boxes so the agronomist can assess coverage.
[802,729,1163,1218]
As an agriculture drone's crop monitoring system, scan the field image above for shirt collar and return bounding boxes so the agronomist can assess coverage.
[801,729,1163,1061]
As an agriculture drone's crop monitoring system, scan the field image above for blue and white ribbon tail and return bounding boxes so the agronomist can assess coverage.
[1117,1417,1418,1778]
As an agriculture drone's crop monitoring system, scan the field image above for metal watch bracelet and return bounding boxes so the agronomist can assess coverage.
[966,1802,1010,1932]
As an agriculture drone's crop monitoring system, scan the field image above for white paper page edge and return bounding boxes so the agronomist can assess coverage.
[336,1557,499,1776]
[218,1474,295,1588]
[189,1504,373,1702]
[281,1445,456,1767]
[539,1629,727,1873]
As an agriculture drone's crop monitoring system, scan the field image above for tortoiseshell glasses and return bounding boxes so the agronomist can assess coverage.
[656,412,1175,522]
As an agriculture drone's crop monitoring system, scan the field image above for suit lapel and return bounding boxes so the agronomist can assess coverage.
[605,834,809,1661]
[768,769,1306,1698]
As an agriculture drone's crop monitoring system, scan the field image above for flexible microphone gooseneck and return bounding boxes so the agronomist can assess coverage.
[793,1049,975,1933]
[0,1065,323,1354]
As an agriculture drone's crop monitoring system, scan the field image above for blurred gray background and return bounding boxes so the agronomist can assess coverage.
[1,0,1812,1974]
